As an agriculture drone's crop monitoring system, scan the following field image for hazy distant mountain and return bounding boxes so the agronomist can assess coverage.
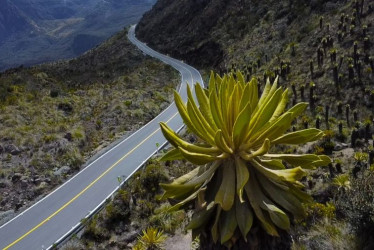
[0,0,156,71]
[0,0,31,40]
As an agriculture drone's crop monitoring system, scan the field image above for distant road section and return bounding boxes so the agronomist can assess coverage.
[0,25,203,250]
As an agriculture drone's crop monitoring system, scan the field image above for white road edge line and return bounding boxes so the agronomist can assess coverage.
[48,24,203,249]
[0,26,187,231]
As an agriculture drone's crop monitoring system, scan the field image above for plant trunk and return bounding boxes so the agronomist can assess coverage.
[198,226,292,250]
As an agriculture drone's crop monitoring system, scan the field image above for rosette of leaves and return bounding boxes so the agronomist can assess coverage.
[159,71,331,246]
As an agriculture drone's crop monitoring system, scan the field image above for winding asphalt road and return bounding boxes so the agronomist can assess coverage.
[0,25,203,250]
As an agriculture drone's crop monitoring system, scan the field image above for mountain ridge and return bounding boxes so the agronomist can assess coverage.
[0,0,156,71]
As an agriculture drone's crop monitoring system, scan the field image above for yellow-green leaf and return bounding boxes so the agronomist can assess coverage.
[179,147,218,165]
[171,167,200,185]
[269,88,289,123]
[159,148,183,161]
[264,154,332,169]
[235,157,250,202]
[232,101,253,147]
[288,102,308,120]
[214,130,233,154]
[215,162,235,211]
[187,204,215,230]
[251,159,307,182]
[195,84,218,131]
[263,202,290,230]
[272,128,324,145]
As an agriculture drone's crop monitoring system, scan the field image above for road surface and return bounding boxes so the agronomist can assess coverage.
[0,25,203,250]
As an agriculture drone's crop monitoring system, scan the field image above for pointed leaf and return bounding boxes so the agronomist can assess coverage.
[263,202,290,230]
[233,102,253,147]
[211,206,222,243]
[288,102,308,120]
[251,159,307,182]
[215,162,235,211]
[214,130,233,154]
[179,147,218,165]
[235,157,250,202]
[272,128,324,145]
[235,196,253,239]
[187,204,215,230]
[245,175,279,236]
[219,207,237,244]
[159,148,183,161]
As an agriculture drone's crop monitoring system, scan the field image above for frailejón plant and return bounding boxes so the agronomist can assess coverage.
[159,71,331,246]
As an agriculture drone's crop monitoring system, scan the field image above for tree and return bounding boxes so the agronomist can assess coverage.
[159,71,331,249]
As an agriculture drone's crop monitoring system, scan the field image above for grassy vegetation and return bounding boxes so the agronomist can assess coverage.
[61,157,195,249]
[61,0,374,249]
[0,29,178,214]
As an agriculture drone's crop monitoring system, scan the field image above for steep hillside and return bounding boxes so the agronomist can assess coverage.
[0,0,156,71]
[130,0,374,248]
[136,0,228,67]
[0,28,178,221]
[0,0,31,40]
[137,1,372,68]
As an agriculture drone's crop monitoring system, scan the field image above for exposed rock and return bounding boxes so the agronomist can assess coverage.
[0,210,15,224]
[164,231,192,250]
[53,166,71,176]
[120,230,139,243]
[4,144,21,155]
[38,182,48,189]
[334,143,349,151]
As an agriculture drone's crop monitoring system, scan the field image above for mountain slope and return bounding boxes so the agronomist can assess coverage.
[0,0,31,40]
[0,28,178,217]
[136,0,229,67]
[0,0,156,71]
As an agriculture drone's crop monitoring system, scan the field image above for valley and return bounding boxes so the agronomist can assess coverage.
[0,0,156,71]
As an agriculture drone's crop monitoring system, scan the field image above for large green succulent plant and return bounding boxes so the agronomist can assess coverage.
[159,71,331,246]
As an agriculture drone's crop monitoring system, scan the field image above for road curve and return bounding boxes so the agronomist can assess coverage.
[0,25,203,250]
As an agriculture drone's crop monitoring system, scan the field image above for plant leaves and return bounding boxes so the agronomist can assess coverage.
[159,148,183,161]
[219,207,237,244]
[235,157,250,202]
[215,162,235,211]
[272,128,324,145]
[235,197,253,240]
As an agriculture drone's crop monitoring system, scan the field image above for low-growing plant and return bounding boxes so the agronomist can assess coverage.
[135,227,167,250]
[149,203,186,233]
[332,174,351,192]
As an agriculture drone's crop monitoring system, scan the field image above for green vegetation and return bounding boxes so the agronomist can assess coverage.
[134,227,167,250]
[64,0,374,248]
[159,72,330,248]
[0,29,178,213]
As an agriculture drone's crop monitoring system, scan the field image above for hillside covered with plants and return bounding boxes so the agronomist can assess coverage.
[0,28,178,223]
[62,0,374,249]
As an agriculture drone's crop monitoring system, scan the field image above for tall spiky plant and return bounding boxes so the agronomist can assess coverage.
[159,71,331,248]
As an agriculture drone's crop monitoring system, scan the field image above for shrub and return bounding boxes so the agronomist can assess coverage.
[159,71,330,247]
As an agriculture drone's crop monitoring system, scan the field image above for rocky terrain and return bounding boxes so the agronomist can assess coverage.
[0,28,178,224]
[63,0,374,249]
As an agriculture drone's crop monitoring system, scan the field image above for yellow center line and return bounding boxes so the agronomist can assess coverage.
[4,112,179,250]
